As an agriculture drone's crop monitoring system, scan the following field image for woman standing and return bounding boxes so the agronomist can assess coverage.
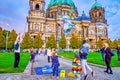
[104,43,113,74]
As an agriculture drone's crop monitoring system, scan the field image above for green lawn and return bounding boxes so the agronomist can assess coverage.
[0,52,30,73]
[58,51,120,67]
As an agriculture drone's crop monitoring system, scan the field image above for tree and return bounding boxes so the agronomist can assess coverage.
[78,37,85,48]
[97,38,103,49]
[118,39,120,45]
[0,27,5,49]
[46,34,57,48]
[107,39,115,49]
[58,35,66,49]
[106,39,120,49]
[7,29,17,49]
[33,34,44,49]
[3,30,10,37]
[112,39,118,49]
[70,35,79,49]
[107,39,112,47]
[21,32,33,49]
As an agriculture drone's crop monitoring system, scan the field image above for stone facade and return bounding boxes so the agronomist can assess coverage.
[27,0,108,48]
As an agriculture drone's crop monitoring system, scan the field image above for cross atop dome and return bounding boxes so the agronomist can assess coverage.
[91,0,102,9]
[82,11,85,16]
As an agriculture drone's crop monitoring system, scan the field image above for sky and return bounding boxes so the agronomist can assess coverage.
[0,0,120,40]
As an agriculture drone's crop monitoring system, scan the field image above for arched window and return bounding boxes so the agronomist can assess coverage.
[95,13,97,17]
[48,14,50,18]
[32,35,36,39]
[92,13,94,17]
[35,4,39,10]
[99,13,102,18]
[97,12,99,17]
[58,9,61,15]
[65,12,68,15]
[35,26,39,30]
[53,12,56,18]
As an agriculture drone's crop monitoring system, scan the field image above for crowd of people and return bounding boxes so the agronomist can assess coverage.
[13,33,120,80]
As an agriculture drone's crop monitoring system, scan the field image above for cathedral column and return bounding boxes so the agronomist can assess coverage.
[82,26,84,37]
[28,22,30,32]
[29,22,33,32]
[86,26,89,37]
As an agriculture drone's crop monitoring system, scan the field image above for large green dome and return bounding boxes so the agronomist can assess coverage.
[91,1,102,9]
[48,0,75,8]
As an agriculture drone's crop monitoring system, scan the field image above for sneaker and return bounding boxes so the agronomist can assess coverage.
[91,71,95,77]
[52,76,55,79]
[14,67,18,68]
[104,70,108,73]
[84,74,88,80]
[108,72,113,74]
[56,77,59,79]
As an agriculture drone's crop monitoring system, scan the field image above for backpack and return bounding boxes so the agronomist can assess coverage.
[14,43,19,50]
[60,70,66,78]
[118,48,120,53]
[118,56,120,61]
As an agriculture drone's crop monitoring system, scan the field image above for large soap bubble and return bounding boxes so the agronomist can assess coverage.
[59,15,76,34]
[89,23,107,36]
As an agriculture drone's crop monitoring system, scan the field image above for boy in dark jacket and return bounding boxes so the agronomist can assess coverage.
[51,51,60,79]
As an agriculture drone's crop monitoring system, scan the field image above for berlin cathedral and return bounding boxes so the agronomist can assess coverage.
[27,0,108,48]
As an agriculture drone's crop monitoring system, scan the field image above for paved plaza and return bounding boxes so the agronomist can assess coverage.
[0,54,120,80]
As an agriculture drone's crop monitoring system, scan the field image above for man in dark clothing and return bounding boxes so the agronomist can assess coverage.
[104,43,113,74]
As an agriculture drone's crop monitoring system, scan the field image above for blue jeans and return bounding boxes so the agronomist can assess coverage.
[48,56,51,63]
[14,52,20,68]
[102,53,106,61]
[53,66,59,77]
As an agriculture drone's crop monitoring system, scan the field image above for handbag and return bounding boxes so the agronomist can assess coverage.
[118,56,120,61]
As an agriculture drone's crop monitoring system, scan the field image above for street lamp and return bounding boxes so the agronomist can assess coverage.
[78,30,82,39]
[95,25,97,46]
[6,32,8,51]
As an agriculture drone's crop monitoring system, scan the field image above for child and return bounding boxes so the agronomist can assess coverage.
[51,51,60,79]
[30,47,34,63]
[72,54,82,80]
